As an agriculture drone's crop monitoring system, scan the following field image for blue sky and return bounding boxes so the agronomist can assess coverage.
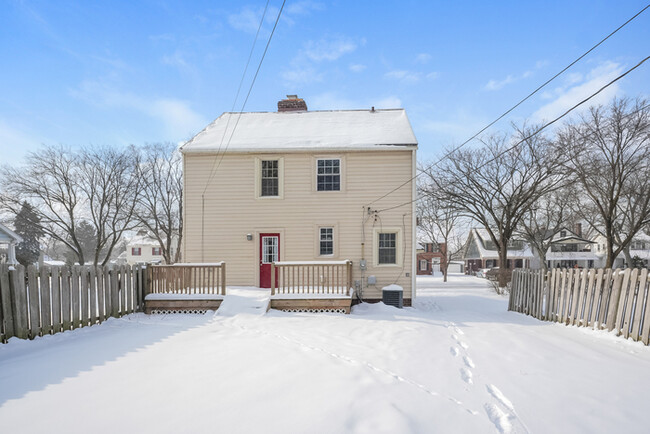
[1,0,648,165]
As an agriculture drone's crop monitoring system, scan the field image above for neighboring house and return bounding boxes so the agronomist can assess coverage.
[125,231,169,265]
[416,242,446,275]
[463,228,533,274]
[0,222,23,265]
[591,232,650,269]
[544,226,598,269]
[180,96,418,304]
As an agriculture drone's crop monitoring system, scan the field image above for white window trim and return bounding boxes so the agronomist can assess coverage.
[373,227,402,267]
[255,157,284,199]
[419,259,427,271]
[313,155,345,193]
[314,223,338,258]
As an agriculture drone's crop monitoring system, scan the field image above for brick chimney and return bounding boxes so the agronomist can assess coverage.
[278,95,307,112]
[575,222,582,237]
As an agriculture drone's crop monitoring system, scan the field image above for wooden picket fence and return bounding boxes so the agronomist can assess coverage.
[509,268,650,345]
[0,264,146,343]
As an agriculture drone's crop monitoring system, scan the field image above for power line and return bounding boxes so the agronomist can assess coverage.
[376,55,650,214]
[203,0,286,192]
[365,3,650,207]
[201,0,271,195]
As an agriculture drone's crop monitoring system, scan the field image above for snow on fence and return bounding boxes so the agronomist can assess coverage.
[0,264,146,343]
[509,268,650,345]
[271,260,352,296]
[148,263,226,296]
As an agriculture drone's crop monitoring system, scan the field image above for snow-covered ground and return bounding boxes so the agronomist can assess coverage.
[1,274,649,433]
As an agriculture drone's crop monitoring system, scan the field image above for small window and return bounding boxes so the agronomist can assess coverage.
[378,233,397,264]
[317,159,340,191]
[261,160,279,197]
[560,230,567,238]
[131,247,141,256]
[319,227,333,255]
[152,247,162,256]
[419,259,428,271]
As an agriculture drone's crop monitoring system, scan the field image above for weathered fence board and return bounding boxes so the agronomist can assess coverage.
[510,267,650,345]
[0,264,145,343]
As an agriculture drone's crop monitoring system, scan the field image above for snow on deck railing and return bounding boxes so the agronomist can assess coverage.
[271,260,352,296]
[509,267,650,345]
[149,263,226,296]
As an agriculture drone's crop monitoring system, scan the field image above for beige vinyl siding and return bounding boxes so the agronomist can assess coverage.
[183,149,415,299]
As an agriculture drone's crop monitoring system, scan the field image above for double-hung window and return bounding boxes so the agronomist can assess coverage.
[317,159,340,191]
[131,247,141,256]
[319,227,333,256]
[261,160,279,196]
[378,233,397,264]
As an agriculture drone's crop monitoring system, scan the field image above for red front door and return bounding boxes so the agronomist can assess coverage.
[260,233,280,288]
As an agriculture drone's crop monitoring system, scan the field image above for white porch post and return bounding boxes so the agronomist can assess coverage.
[7,241,18,265]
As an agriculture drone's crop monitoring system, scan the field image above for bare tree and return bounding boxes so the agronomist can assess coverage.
[518,189,573,272]
[1,145,141,265]
[78,146,141,265]
[417,181,467,282]
[0,147,87,262]
[135,143,183,264]
[423,125,564,287]
[560,97,650,268]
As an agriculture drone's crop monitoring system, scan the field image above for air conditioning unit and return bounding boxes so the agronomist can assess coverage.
[382,285,403,308]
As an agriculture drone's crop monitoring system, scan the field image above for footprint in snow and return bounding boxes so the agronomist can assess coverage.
[484,403,511,434]
[463,356,475,369]
[460,367,473,384]
[450,346,459,357]
[486,384,514,412]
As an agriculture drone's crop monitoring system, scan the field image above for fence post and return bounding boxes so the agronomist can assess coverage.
[347,261,352,296]
[0,265,14,339]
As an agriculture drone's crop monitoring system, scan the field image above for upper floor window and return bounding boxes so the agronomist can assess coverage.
[152,247,162,256]
[261,160,279,196]
[319,227,333,255]
[317,159,340,191]
[560,230,567,238]
[131,247,141,256]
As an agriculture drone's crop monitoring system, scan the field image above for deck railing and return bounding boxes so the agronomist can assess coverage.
[271,260,352,296]
[148,263,226,296]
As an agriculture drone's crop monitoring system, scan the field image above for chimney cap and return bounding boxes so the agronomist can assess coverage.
[286,94,298,99]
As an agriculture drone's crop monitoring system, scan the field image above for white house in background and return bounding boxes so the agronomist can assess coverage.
[463,228,533,274]
[591,232,650,269]
[125,231,170,265]
[0,222,22,265]
[544,226,599,269]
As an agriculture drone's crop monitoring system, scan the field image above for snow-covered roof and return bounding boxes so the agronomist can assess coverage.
[469,228,533,259]
[181,109,418,153]
[127,233,158,247]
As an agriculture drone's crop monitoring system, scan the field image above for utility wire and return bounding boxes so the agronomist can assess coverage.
[375,55,650,214]
[202,0,271,195]
[365,3,650,207]
[203,0,286,192]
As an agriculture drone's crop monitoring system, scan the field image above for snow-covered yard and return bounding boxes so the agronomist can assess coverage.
[1,274,649,433]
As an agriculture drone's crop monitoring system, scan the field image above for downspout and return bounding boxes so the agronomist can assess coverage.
[411,147,417,302]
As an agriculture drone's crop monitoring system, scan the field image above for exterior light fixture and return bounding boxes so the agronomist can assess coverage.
[246,233,253,241]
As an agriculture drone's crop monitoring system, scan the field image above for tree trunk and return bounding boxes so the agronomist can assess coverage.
[498,247,509,288]
[622,246,632,269]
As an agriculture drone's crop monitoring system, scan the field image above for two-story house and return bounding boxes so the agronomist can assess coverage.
[125,230,169,265]
[544,226,598,269]
[180,96,417,305]
[416,242,446,275]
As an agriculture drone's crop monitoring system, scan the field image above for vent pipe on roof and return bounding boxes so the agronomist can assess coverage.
[278,95,308,112]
